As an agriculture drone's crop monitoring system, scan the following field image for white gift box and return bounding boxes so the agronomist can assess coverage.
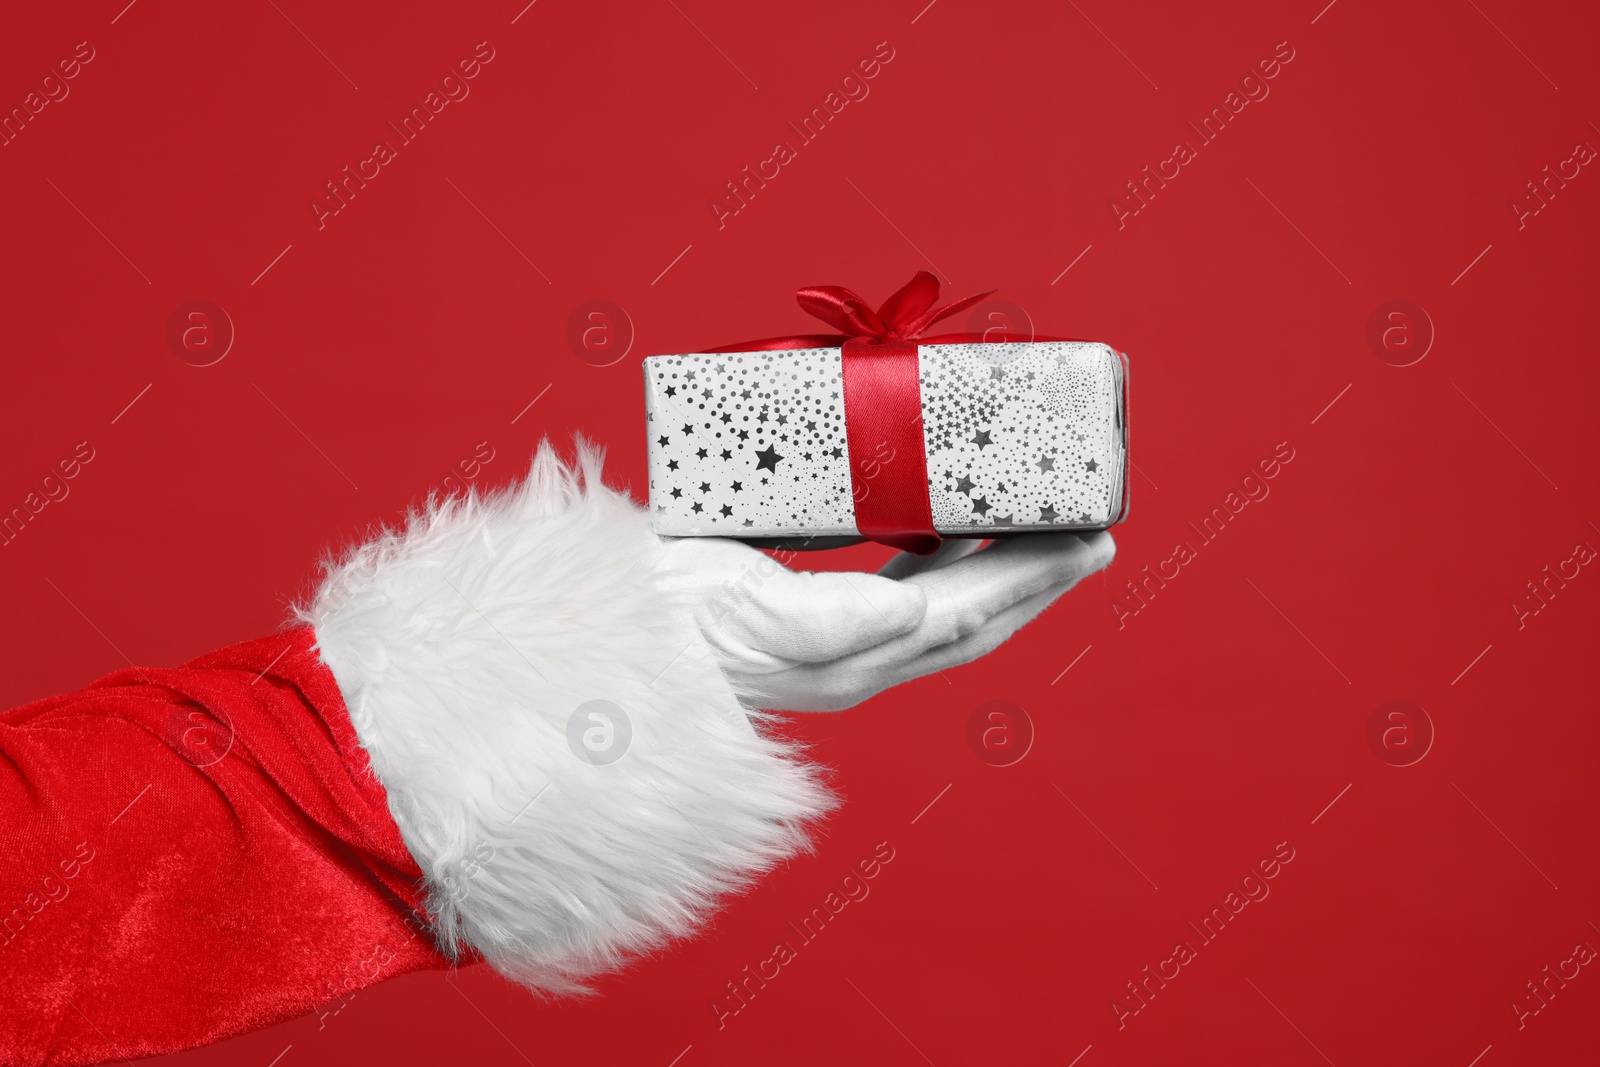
[643,341,1128,543]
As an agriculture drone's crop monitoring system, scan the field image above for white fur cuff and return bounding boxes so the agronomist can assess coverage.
[302,443,834,993]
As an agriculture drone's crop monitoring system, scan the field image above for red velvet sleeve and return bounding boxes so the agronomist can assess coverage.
[0,627,453,1066]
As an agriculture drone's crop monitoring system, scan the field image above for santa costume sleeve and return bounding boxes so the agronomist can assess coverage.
[0,445,833,1066]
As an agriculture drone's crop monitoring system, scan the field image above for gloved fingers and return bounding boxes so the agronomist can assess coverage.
[882,578,1071,686]
[876,537,984,581]
[731,654,893,712]
[774,533,1109,703]
[720,567,928,664]
[659,535,932,667]
[661,532,1110,709]
[904,531,1113,644]
[745,561,1090,712]
[739,582,1061,711]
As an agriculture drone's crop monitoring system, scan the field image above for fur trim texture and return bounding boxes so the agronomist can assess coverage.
[301,442,834,994]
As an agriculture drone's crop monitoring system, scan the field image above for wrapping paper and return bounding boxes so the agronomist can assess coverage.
[645,340,1128,540]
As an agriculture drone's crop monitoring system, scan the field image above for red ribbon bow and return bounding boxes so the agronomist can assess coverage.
[708,272,1042,555]
[796,271,996,344]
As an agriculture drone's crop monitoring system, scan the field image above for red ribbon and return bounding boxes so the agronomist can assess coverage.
[709,271,1057,554]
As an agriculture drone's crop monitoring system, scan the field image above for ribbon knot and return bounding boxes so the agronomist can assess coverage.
[795,271,995,342]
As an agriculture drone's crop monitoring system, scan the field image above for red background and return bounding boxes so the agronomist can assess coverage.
[2,0,1597,1063]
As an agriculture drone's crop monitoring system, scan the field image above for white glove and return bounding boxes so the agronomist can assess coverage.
[658,532,1115,711]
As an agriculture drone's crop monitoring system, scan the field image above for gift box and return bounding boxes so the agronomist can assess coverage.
[642,275,1128,552]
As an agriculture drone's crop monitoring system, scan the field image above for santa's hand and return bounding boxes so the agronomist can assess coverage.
[659,532,1115,711]
[305,444,1113,998]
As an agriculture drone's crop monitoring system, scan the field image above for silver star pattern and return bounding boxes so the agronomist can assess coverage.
[643,343,1123,537]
